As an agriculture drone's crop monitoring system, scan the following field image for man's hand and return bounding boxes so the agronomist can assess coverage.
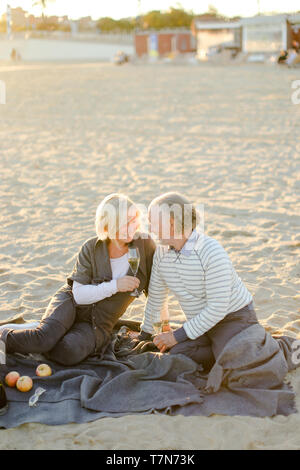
[117,276,140,293]
[153,331,177,353]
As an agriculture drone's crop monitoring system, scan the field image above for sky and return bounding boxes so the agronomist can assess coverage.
[0,0,299,20]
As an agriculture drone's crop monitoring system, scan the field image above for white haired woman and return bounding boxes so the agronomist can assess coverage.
[0,194,156,366]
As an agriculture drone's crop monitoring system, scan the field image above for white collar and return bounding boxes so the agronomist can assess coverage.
[169,229,202,257]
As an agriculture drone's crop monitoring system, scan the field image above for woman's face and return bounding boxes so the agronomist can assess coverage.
[115,206,140,243]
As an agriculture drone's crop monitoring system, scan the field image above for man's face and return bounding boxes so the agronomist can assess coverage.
[148,205,174,245]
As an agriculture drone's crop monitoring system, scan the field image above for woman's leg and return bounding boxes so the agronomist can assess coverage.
[169,333,215,371]
[45,322,96,366]
[0,322,40,332]
[0,285,76,355]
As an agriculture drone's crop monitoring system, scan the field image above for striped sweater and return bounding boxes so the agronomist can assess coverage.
[140,231,253,340]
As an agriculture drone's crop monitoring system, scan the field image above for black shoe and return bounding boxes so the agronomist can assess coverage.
[0,379,8,415]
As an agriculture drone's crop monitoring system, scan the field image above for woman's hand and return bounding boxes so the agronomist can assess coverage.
[153,331,177,352]
[117,276,140,293]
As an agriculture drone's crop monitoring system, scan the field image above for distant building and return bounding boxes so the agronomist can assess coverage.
[135,29,196,58]
[190,13,229,36]
[59,16,69,26]
[2,7,27,30]
[0,8,72,31]
[240,14,291,53]
[289,13,300,45]
[78,16,97,31]
[45,16,59,26]
[192,13,300,59]
[27,14,37,29]
[192,17,242,59]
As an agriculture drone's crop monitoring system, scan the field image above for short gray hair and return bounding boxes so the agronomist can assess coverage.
[148,192,200,237]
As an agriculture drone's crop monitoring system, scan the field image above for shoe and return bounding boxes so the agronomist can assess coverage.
[0,379,8,415]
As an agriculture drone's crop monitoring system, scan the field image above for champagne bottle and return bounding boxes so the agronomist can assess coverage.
[0,379,8,415]
[161,320,170,332]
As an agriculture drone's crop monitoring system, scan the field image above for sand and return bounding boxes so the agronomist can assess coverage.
[0,60,299,449]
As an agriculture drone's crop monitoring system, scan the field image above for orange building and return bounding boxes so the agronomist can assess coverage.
[135,29,196,58]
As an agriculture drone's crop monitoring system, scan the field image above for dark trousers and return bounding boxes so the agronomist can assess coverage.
[2,285,96,366]
[169,301,258,371]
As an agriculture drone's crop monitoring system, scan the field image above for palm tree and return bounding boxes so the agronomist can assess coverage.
[34,0,47,7]
[32,0,48,22]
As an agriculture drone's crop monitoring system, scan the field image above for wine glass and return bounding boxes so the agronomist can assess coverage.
[153,320,170,335]
[128,247,140,297]
[153,322,162,334]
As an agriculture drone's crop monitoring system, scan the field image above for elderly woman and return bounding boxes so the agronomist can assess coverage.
[0,193,156,366]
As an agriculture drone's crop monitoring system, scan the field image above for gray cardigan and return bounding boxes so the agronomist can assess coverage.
[66,232,156,356]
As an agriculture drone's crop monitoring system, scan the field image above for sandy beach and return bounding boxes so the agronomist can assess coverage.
[0,60,299,449]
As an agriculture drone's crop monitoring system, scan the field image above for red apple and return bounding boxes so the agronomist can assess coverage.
[16,376,33,392]
[5,371,20,388]
[35,364,52,377]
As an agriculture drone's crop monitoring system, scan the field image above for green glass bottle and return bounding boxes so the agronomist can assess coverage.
[0,379,8,416]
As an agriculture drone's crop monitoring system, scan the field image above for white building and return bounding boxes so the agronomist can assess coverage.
[241,14,290,53]
[192,13,300,59]
[192,19,242,60]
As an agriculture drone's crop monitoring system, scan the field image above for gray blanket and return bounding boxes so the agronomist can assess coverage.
[0,319,298,428]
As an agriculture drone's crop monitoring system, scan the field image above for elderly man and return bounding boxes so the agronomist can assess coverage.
[138,192,258,371]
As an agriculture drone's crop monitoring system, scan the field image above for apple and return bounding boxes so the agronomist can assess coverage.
[35,364,52,377]
[5,371,20,388]
[16,376,33,392]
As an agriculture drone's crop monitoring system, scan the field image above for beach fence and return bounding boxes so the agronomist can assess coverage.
[0,32,134,62]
